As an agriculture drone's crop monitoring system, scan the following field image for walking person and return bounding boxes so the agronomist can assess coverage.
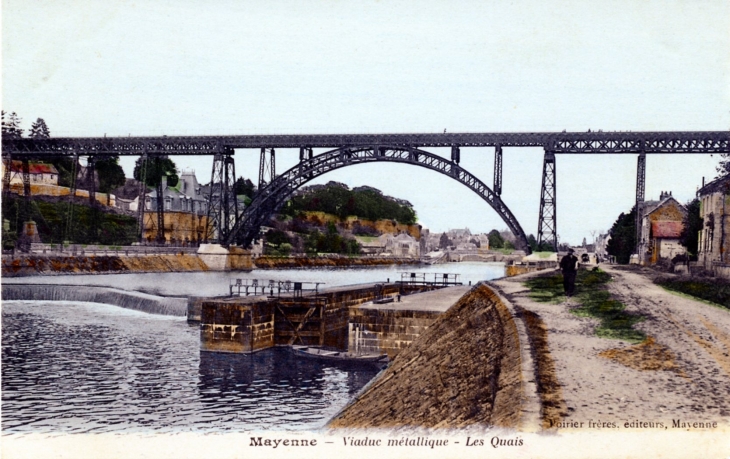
[559,248,579,297]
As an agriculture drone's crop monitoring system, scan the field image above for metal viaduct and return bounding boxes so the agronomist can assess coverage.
[3,131,729,254]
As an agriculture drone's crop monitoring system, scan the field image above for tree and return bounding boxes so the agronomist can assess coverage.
[133,157,179,188]
[606,206,636,264]
[439,233,453,250]
[679,198,702,259]
[95,157,127,205]
[29,118,50,139]
[527,234,538,252]
[718,153,730,177]
[234,177,256,199]
[2,111,23,138]
[488,229,504,249]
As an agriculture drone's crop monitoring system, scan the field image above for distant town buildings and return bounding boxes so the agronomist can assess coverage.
[357,232,420,258]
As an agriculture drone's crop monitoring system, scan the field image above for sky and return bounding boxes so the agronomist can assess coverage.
[3,0,729,245]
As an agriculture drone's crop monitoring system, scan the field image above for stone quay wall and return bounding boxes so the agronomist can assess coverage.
[329,283,525,428]
[198,283,442,354]
[348,308,443,358]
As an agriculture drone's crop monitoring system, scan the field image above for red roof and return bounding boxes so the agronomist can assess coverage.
[8,160,58,175]
[651,221,683,239]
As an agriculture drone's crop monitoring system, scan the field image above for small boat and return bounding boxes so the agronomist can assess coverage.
[289,345,389,367]
[373,297,394,304]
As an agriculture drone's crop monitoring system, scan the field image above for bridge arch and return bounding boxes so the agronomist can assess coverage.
[225,146,531,253]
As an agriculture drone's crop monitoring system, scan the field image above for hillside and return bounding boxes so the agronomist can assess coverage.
[280,181,417,225]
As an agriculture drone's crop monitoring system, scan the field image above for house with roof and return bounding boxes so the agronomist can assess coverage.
[697,175,730,275]
[129,171,212,245]
[130,172,208,216]
[637,191,687,265]
[2,160,59,186]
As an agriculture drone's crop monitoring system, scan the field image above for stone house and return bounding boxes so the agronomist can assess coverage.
[131,172,208,215]
[637,191,687,265]
[380,232,421,258]
[697,176,730,275]
[3,160,59,185]
[132,171,212,245]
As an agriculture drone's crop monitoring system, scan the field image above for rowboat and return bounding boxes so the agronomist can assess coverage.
[289,345,389,367]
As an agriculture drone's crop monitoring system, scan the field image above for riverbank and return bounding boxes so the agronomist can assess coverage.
[1,253,209,277]
[490,265,730,430]
[252,255,421,269]
[1,253,426,277]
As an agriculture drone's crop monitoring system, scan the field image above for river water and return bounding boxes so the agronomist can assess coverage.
[2,263,504,434]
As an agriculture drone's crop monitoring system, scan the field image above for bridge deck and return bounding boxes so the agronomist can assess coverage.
[3,131,728,155]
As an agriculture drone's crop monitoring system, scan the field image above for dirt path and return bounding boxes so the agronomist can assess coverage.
[490,266,730,430]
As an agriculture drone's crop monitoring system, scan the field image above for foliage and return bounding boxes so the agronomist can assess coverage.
[527,234,538,252]
[525,269,646,343]
[304,222,361,255]
[606,205,636,264]
[1,111,24,138]
[488,229,504,249]
[29,118,50,139]
[679,198,702,259]
[234,177,256,199]
[281,182,417,225]
[1,195,137,246]
[95,156,127,203]
[438,233,452,250]
[133,157,179,188]
[264,228,290,246]
[717,153,730,177]
[654,277,730,310]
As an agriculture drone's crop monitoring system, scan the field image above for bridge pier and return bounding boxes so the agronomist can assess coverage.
[493,145,502,196]
[259,147,275,188]
[635,152,646,255]
[206,149,238,243]
[136,153,148,242]
[537,150,557,251]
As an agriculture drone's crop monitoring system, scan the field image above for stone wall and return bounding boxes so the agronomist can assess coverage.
[349,308,442,358]
[5,183,115,206]
[198,283,441,353]
[2,253,209,276]
[328,283,523,428]
[200,299,276,353]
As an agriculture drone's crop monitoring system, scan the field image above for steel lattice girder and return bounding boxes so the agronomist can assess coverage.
[537,152,557,250]
[226,146,531,253]
[3,131,729,155]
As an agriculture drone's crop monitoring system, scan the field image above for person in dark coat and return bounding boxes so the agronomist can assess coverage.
[559,248,579,297]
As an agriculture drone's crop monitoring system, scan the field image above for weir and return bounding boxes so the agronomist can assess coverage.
[1,284,188,316]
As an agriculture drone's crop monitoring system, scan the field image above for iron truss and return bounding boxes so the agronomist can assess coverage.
[3,131,729,155]
[225,146,531,252]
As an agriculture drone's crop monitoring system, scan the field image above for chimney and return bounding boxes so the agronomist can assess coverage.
[161,175,168,190]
